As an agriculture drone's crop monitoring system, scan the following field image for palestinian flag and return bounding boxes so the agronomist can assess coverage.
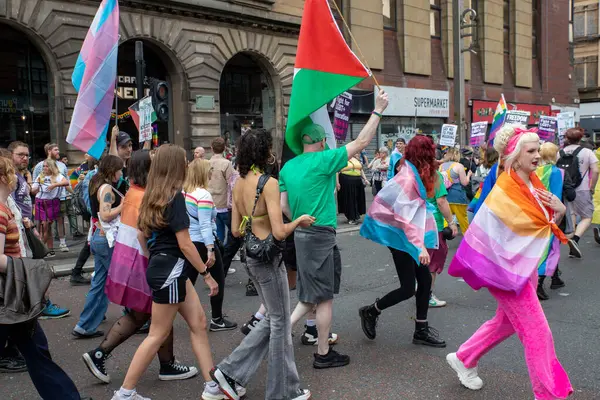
[128,96,157,133]
[285,0,371,155]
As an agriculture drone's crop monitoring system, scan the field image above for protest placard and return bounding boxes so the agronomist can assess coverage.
[333,92,352,142]
[537,116,557,142]
[503,110,530,126]
[439,124,458,146]
[557,112,575,147]
[470,121,488,147]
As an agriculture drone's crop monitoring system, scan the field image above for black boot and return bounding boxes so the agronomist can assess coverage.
[550,268,565,290]
[413,321,446,348]
[358,301,380,340]
[537,276,549,300]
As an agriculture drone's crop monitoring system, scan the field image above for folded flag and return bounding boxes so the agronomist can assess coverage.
[360,160,439,264]
[285,0,370,155]
[449,170,567,295]
[66,0,120,159]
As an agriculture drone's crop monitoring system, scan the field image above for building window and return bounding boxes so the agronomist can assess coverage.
[383,0,397,30]
[532,0,539,59]
[503,0,510,54]
[574,5,599,38]
[574,57,598,89]
[430,0,441,38]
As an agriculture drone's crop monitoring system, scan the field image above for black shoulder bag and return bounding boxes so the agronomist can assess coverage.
[244,174,284,262]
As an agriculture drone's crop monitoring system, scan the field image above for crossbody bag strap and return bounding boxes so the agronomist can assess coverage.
[246,174,269,234]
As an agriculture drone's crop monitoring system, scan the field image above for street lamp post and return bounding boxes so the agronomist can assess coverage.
[452,0,478,145]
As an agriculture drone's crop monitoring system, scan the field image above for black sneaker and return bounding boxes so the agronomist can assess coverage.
[240,315,261,335]
[70,273,91,286]
[301,325,339,345]
[568,239,582,259]
[82,349,111,383]
[550,276,565,290]
[358,303,380,340]
[413,322,446,348]
[313,348,350,369]
[0,355,27,373]
[537,283,550,301]
[158,360,198,381]
[210,367,240,400]
[210,317,238,332]
[245,280,258,296]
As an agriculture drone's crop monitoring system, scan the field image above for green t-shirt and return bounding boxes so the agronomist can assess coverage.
[280,146,349,228]
[426,172,448,231]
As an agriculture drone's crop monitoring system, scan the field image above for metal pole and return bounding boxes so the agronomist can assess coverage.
[453,0,466,145]
[135,41,145,101]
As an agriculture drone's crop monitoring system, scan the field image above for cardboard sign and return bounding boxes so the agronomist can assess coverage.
[439,124,458,146]
[470,121,488,147]
[504,110,530,126]
[557,112,575,147]
[138,96,154,142]
[537,116,557,142]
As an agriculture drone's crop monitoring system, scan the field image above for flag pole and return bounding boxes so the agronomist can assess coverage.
[114,80,119,128]
[330,0,381,90]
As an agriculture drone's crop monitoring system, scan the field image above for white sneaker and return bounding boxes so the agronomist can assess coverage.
[111,390,151,400]
[59,242,69,252]
[291,388,311,400]
[227,268,236,274]
[232,253,241,261]
[429,293,447,308]
[201,382,246,400]
[446,352,483,390]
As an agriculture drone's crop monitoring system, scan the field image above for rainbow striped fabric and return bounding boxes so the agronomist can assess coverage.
[360,160,439,263]
[105,184,152,314]
[449,170,567,294]
[488,94,507,144]
[66,0,120,159]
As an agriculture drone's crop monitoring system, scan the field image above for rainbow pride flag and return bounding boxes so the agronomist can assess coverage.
[360,160,438,264]
[449,170,567,294]
[487,94,507,144]
[105,184,152,314]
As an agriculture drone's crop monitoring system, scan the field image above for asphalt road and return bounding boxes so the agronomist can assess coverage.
[2,230,600,400]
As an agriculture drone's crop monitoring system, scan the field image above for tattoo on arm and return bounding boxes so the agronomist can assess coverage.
[103,192,114,205]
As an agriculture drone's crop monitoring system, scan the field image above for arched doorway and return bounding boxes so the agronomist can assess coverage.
[0,24,51,163]
[111,39,174,149]
[219,52,277,148]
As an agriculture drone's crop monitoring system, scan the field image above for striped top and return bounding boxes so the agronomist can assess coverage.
[0,203,21,258]
[184,188,216,245]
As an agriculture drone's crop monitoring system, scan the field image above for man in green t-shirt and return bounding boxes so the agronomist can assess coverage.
[279,90,389,369]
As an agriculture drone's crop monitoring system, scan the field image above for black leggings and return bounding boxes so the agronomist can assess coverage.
[188,241,226,319]
[376,248,432,321]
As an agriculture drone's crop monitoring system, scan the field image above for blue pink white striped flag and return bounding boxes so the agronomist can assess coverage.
[487,94,507,144]
[66,0,120,159]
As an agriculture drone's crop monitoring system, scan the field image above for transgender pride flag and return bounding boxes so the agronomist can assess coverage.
[487,94,507,144]
[66,0,120,159]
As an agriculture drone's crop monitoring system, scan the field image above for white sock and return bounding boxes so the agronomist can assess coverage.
[255,312,265,320]
[306,319,316,327]
[118,387,135,398]
[205,380,218,387]
[60,238,66,245]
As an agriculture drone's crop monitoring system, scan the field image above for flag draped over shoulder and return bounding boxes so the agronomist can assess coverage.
[449,170,567,295]
[285,0,370,155]
[360,161,439,264]
[488,94,507,144]
[105,185,152,314]
[66,0,119,159]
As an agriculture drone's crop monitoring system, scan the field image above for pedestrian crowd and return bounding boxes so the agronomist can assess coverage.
[2,89,598,400]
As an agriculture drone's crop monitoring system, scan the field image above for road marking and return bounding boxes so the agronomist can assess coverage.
[377,268,385,272]
[343,265,352,268]
[558,292,570,296]
[457,278,465,283]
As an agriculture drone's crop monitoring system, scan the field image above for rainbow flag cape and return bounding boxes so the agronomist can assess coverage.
[488,94,507,144]
[360,161,439,264]
[285,0,370,155]
[105,184,152,314]
[66,0,120,159]
[449,170,567,294]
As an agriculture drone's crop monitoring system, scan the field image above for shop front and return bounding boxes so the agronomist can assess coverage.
[471,100,552,130]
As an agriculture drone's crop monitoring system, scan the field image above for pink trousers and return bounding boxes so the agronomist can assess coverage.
[456,276,573,400]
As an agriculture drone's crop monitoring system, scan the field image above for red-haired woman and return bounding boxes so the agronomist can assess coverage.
[358,135,446,347]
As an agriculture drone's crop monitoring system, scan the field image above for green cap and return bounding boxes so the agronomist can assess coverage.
[301,123,326,144]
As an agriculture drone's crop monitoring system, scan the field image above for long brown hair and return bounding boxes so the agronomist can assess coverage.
[138,144,187,236]
[89,155,124,197]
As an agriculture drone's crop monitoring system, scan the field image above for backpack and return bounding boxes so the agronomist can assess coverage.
[557,147,584,189]
[72,169,96,220]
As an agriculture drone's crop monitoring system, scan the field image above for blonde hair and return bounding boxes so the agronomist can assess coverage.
[444,147,460,162]
[493,124,539,171]
[539,142,559,165]
[184,159,210,192]
[43,159,60,178]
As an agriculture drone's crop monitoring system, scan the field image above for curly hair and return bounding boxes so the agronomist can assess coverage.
[400,135,437,197]
[493,124,539,172]
[237,129,272,178]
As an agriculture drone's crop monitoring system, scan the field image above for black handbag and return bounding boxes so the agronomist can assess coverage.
[25,227,50,259]
[244,174,284,262]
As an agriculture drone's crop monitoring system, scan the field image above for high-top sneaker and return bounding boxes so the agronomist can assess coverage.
[413,321,446,348]
[550,268,565,290]
[537,277,550,300]
[82,348,111,383]
[300,324,339,346]
[358,302,381,340]
[240,315,261,335]
[158,360,198,381]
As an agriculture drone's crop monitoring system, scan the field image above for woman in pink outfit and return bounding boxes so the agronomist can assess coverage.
[446,125,573,400]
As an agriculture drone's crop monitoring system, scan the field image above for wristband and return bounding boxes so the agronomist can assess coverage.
[372,111,383,118]
[199,269,210,277]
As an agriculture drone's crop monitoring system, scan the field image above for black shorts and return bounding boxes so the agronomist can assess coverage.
[146,253,188,304]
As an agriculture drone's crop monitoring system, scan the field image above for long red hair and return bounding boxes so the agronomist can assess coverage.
[399,135,437,197]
